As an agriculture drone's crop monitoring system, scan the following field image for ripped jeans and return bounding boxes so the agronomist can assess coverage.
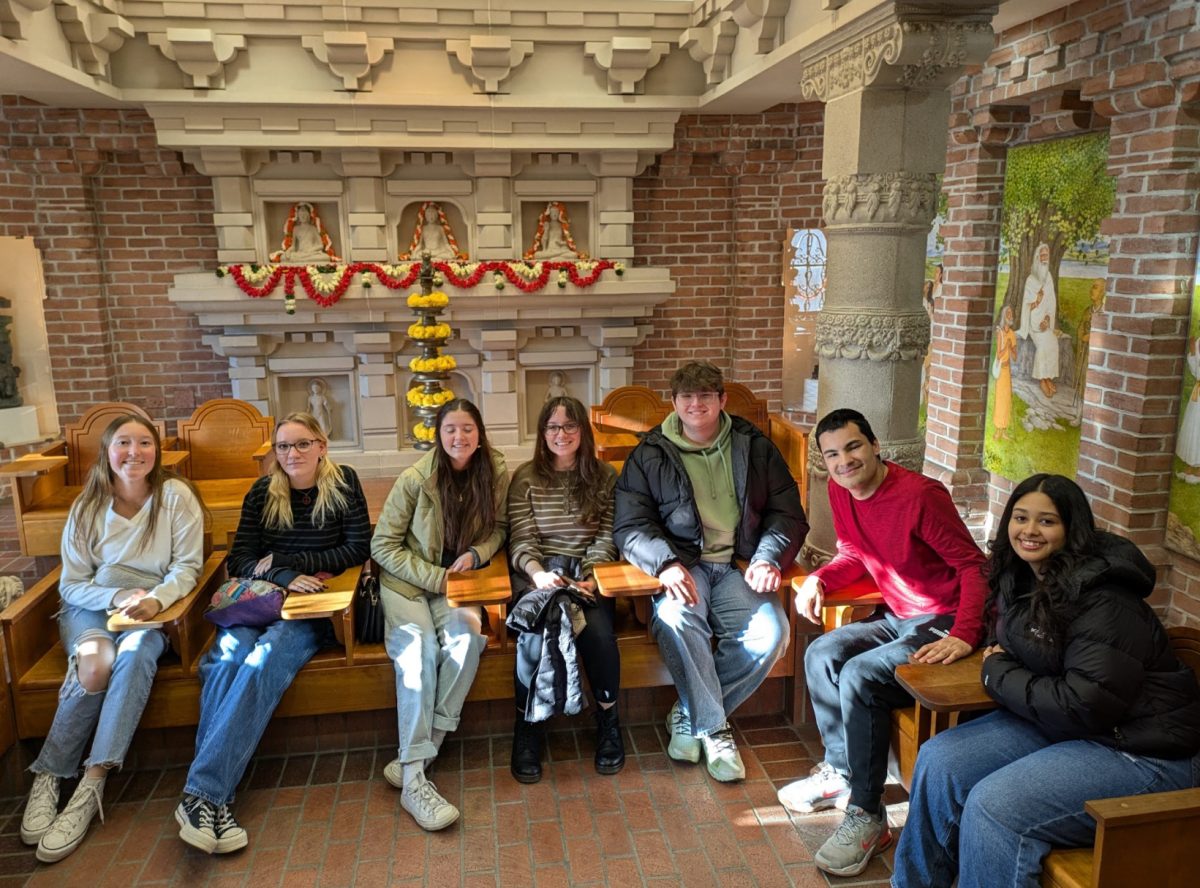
[31,605,166,777]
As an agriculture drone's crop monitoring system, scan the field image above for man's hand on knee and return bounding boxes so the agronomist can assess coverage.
[910,634,972,664]
[658,563,698,605]
[745,561,781,595]
[795,575,825,625]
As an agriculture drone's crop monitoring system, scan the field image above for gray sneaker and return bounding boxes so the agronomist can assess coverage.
[401,775,459,831]
[700,724,745,782]
[777,761,851,814]
[20,773,60,845]
[814,804,892,877]
[665,700,701,764]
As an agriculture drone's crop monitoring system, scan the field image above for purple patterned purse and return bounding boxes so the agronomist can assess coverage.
[204,578,287,628]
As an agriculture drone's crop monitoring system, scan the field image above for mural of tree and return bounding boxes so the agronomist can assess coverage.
[1000,134,1114,315]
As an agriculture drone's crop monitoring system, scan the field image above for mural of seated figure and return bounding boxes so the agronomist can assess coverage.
[529,202,582,261]
[273,202,340,264]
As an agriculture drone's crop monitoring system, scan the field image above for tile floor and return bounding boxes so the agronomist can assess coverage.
[0,715,908,887]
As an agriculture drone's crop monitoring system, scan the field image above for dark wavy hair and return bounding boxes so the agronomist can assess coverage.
[532,396,609,525]
[986,473,1098,643]
[435,398,497,556]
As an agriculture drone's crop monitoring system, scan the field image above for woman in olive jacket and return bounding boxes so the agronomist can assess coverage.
[893,474,1200,888]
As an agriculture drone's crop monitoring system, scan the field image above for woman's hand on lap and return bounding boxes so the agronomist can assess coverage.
[287,574,326,594]
[121,596,163,622]
[448,553,475,573]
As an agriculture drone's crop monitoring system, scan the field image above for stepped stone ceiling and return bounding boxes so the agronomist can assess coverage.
[0,0,1052,151]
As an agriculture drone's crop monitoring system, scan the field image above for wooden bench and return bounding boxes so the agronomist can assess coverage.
[0,402,186,557]
[896,626,1200,888]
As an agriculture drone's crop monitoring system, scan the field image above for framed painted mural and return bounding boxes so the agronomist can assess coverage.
[1166,254,1200,560]
[919,185,947,429]
[983,133,1115,481]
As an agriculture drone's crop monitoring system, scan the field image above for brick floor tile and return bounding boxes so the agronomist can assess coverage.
[660,812,700,852]
[329,799,365,843]
[544,730,578,762]
[529,820,564,866]
[348,857,388,888]
[617,789,658,831]
[582,774,620,814]
[463,874,498,888]
[278,868,318,888]
[246,757,285,791]
[602,855,641,884]
[555,796,594,838]
[247,847,288,887]
[287,823,330,869]
[388,833,428,881]
[300,785,337,822]
[310,753,345,786]
[494,801,528,845]
[463,826,498,872]
[593,811,633,857]
[784,863,832,887]
[696,822,746,871]
[714,867,756,886]
[741,840,793,887]
[497,843,533,884]
[340,751,374,783]
[317,843,358,888]
[672,847,718,887]
[565,835,604,883]
[547,759,587,798]
[632,830,674,878]
[764,821,816,865]
[532,863,570,887]
[522,781,558,821]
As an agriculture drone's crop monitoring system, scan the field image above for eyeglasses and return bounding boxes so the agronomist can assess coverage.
[544,422,582,436]
[275,439,316,454]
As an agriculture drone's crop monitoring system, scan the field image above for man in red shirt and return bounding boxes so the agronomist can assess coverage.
[779,408,987,878]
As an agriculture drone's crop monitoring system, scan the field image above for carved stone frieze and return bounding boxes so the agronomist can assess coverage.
[584,37,669,95]
[680,13,738,87]
[814,310,931,362]
[148,28,246,89]
[446,35,534,94]
[728,0,789,55]
[54,0,133,78]
[822,172,939,226]
[301,31,394,92]
[879,437,926,473]
[800,18,992,102]
[0,0,50,40]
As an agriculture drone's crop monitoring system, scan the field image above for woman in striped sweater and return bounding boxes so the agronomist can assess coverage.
[175,412,371,854]
[508,395,623,782]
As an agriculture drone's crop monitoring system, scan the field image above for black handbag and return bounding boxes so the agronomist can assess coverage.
[353,559,385,644]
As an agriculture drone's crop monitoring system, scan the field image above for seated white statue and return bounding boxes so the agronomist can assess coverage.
[534,204,576,260]
[409,204,457,260]
[278,202,336,263]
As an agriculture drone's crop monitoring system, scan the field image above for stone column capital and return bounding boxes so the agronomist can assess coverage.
[815,309,931,363]
[821,172,939,227]
[800,13,995,103]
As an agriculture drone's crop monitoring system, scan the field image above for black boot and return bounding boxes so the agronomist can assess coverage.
[594,705,625,775]
[510,717,543,784]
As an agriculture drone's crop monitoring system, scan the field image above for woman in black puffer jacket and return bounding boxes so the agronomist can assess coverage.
[893,473,1200,888]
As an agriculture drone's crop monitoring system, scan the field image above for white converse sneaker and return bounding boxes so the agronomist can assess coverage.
[400,774,459,831]
[36,774,105,863]
[383,758,404,790]
[778,761,851,814]
[700,724,745,782]
[814,804,892,877]
[20,773,60,845]
[665,700,701,764]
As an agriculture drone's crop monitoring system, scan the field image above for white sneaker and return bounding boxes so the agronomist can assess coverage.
[20,773,60,845]
[383,758,404,790]
[665,701,701,764]
[777,761,851,814]
[400,775,459,831]
[700,724,745,782]
[815,804,892,877]
[36,774,105,863]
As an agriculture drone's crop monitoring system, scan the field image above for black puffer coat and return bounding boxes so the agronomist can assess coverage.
[982,533,1200,758]
[612,415,808,577]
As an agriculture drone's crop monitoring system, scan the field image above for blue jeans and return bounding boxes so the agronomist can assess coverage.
[184,619,332,805]
[893,709,1200,888]
[382,589,487,764]
[32,605,167,776]
[652,562,789,737]
[804,609,953,812]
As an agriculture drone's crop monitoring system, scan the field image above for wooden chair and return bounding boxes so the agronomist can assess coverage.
[590,385,669,463]
[895,626,1200,888]
[0,402,184,557]
[177,399,274,546]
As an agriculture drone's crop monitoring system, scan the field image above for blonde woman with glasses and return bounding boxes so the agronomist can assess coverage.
[175,412,370,854]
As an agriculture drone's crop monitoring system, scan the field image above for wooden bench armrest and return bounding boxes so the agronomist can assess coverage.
[281,566,360,620]
[1,566,63,680]
[252,441,274,475]
[446,553,512,607]
[161,450,191,470]
[0,454,69,478]
[894,651,994,713]
[594,560,660,597]
[1086,786,1200,824]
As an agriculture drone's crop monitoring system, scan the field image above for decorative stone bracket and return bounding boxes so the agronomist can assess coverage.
[584,37,669,95]
[302,31,395,92]
[680,14,738,87]
[728,0,789,55]
[800,18,994,102]
[821,172,939,226]
[148,28,246,89]
[0,0,50,40]
[54,0,133,78]
[446,35,534,94]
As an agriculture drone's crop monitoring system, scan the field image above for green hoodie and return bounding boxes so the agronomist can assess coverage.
[661,411,739,563]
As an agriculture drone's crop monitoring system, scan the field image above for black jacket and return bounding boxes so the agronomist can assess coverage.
[982,533,1200,758]
[612,415,808,577]
[506,586,587,722]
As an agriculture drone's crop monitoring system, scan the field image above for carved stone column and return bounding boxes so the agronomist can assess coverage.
[800,12,995,561]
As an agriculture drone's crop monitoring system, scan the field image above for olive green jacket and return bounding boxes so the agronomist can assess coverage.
[370,448,509,600]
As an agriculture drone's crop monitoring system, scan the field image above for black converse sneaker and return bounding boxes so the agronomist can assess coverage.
[175,795,218,853]
[213,804,248,853]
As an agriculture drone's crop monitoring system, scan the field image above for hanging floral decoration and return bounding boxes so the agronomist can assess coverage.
[269,202,341,263]
[216,259,624,310]
[399,201,468,261]
[523,201,587,261]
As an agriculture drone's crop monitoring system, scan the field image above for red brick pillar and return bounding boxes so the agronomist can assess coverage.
[1076,65,1200,555]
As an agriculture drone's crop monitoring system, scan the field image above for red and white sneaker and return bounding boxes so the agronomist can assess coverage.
[777,761,851,814]
[814,804,892,877]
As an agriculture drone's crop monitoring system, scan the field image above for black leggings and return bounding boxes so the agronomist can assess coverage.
[513,595,620,711]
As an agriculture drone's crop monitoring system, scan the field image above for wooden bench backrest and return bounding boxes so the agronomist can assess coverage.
[723,382,769,433]
[590,385,670,434]
[65,402,164,487]
[178,399,273,481]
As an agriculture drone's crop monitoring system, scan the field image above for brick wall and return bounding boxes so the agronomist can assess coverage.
[928,0,1200,624]
[632,105,825,406]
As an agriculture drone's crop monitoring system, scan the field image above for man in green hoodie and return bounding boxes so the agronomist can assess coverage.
[614,362,808,781]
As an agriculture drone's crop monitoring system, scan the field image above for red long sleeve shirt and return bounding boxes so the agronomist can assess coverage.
[812,462,988,647]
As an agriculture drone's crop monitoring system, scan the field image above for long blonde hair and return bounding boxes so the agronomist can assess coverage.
[70,414,205,552]
[262,412,350,529]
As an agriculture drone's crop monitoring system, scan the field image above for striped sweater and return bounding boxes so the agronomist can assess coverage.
[506,461,617,581]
